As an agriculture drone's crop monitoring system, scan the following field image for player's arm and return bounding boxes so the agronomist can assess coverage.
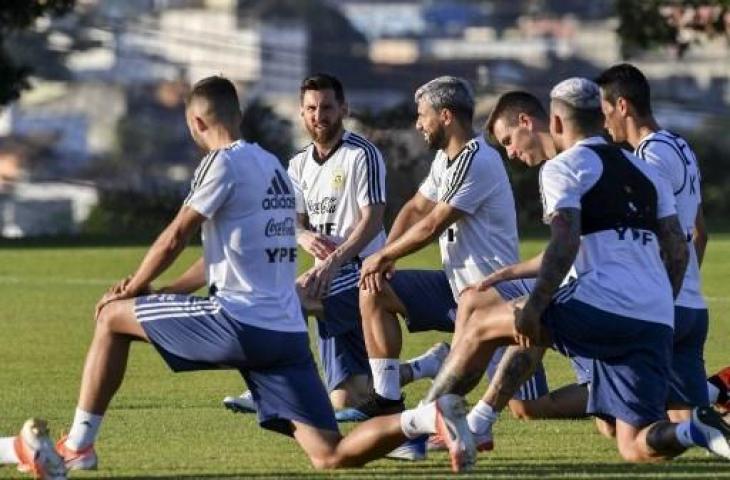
[303,204,385,298]
[123,206,205,296]
[383,201,460,258]
[386,192,436,245]
[360,202,462,292]
[288,155,336,261]
[333,204,386,264]
[693,205,708,267]
[516,208,581,346]
[157,256,206,294]
[296,212,336,261]
[656,214,689,298]
[113,152,229,302]
[475,251,545,291]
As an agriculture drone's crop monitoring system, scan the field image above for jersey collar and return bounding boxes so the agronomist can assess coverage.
[446,136,480,167]
[311,133,345,165]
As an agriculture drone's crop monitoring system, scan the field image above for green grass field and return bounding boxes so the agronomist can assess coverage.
[1,237,730,479]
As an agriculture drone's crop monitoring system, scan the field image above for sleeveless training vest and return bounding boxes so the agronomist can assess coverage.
[580,144,658,236]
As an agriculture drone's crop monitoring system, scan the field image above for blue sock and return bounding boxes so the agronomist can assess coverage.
[676,420,705,448]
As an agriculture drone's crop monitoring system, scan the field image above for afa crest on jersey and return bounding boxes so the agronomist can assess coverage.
[331,169,346,191]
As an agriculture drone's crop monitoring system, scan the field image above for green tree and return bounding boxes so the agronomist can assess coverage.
[0,0,75,105]
[616,0,730,58]
[240,98,294,166]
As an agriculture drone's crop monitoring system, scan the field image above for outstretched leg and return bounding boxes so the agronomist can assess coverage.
[293,394,476,472]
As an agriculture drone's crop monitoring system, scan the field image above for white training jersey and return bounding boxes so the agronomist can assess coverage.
[636,130,705,309]
[184,140,304,333]
[539,136,676,327]
[418,135,520,297]
[288,130,387,295]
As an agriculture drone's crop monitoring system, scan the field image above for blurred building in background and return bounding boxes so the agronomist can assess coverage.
[0,0,728,237]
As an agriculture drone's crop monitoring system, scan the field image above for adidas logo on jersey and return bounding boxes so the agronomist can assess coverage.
[262,170,296,210]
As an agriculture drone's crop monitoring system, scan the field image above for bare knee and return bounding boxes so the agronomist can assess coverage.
[359,287,385,318]
[618,445,646,463]
[309,454,340,470]
[95,302,121,332]
[595,418,617,439]
[616,439,657,464]
[358,287,375,310]
[94,299,142,339]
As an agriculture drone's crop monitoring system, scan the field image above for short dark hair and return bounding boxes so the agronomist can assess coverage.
[485,91,547,142]
[300,73,345,104]
[186,75,241,125]
[595,63,652,116]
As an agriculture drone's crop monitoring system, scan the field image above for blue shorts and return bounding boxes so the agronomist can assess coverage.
[135,294,338,436]
[570,355,593,386]
[668,306,709,407]
[390,270,547,401]
[317,287,371,392]
[542,298,673,428]
[389,270,456,332]
[568,306,709,407]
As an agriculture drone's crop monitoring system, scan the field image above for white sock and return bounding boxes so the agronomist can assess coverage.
[406,348,443,381]
[467,400,498,435]
[0,437,19,464]
[369,358,401,400]
[708,381,720,404]
[400,401,438,439]
[675,420,699,448]
[66,408,104,451]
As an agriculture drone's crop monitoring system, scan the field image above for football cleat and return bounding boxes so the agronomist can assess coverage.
[223,390,256,414]
[690,406,730,459]
[435,395,477,473]
[708,366,730,412]
[55,435,97,471]
[385,436,427,461]
[334,391,404,423]
[427,428,494,453]
[14,418,66,480]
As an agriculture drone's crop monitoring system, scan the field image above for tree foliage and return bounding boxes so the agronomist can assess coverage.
[240,99,294,166]
[616,0,730,58]
[0,0,75,105]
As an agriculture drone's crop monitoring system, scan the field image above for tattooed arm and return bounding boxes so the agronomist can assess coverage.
[693,206,708,267]
[516,208,581,345]
[656,214,689,299]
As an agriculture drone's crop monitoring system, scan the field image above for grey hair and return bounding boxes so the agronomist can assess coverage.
[415,76,475,120]
[550,77,601,110]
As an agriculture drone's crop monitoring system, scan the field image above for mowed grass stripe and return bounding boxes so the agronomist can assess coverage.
[0,236,729,478]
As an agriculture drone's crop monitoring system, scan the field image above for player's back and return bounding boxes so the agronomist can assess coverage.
[541,137,675,326]
[635,129,705,309]
[191,140,303,333]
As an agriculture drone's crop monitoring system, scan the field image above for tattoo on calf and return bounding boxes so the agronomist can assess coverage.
[485,346,541,410]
